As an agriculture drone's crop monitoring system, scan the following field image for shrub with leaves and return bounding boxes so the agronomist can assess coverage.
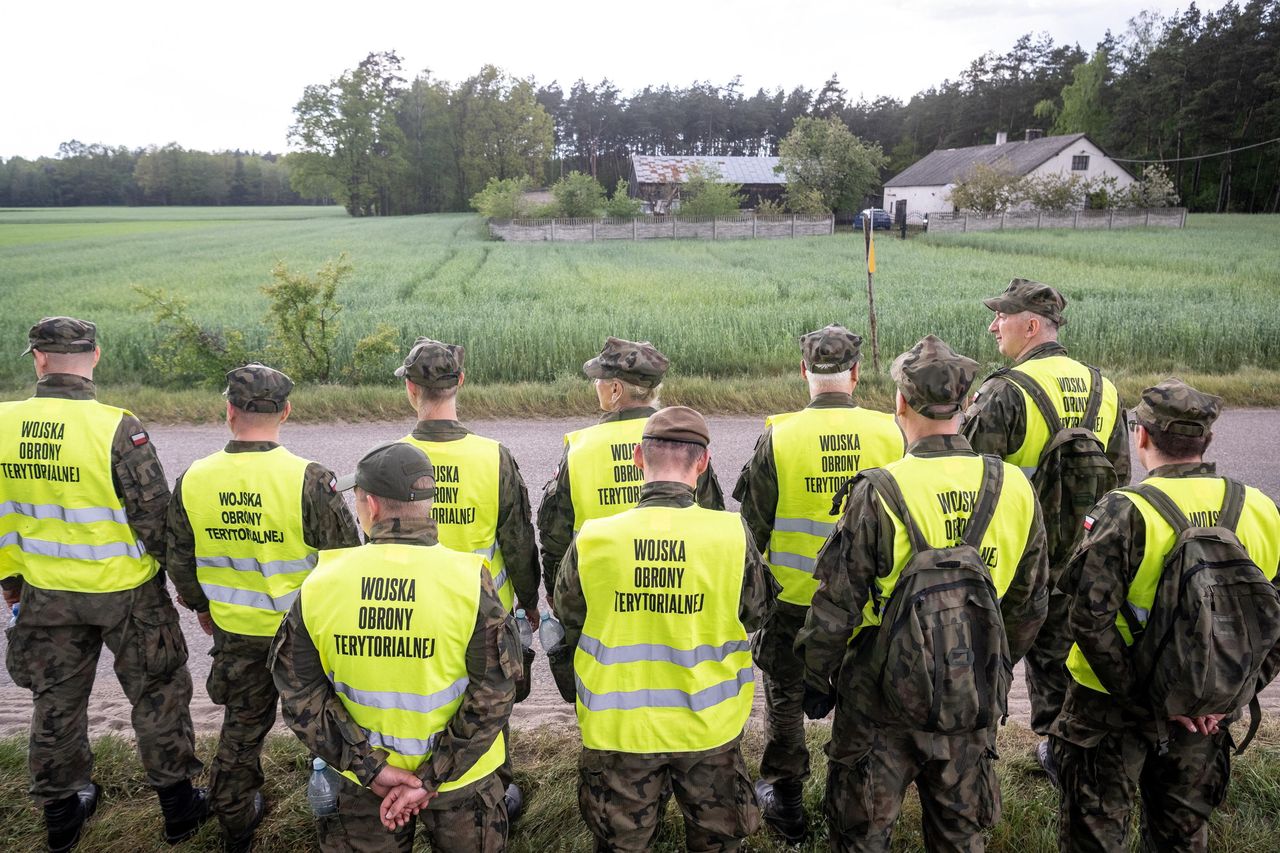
[678,165,743,217]
[948,163,1023,213]
[550,171,606,217]
[347,322,401,384]
[133,286,251,387]
[604,179,644,217]
[469,176,531,219]
[1123,164,1180,208]
[261,253,350,383]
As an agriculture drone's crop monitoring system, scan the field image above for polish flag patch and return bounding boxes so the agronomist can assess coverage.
[1083,515,1095,531]
[130,431,149,447]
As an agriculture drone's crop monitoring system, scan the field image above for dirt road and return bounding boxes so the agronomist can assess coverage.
[1,409,1277,736]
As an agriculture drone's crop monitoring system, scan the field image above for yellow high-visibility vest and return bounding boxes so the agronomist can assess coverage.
[1005,356,1119,473]
[858,452,1037,638]
[565,417,648,530]
[0,397,158,592]
[766,406,903,606]
[184,447,313,636]
[302,542,505,791]
[1067,477,1280,693]
[401,433,510,610]
[573,504,752,753]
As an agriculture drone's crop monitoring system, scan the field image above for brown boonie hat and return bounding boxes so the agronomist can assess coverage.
[223,363,294,413]
[335,441,435,501]
[23,316,97,356]
[890,335,979,420]
[642,406,710,447]
[583,337,669,388]
[801,324,862,373]
[396,337,464,389]
[1133,378,1222,437]
[982,278,1068,326]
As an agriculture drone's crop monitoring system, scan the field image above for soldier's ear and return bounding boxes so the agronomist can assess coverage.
[92,346,101,367]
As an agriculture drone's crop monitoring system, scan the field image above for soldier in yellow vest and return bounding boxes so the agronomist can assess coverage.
[1051,380,1280,852]
[166,363,360,852]
[963,278,1130,777]
[271,441,520,852]
[552,406,776,852]
[797,336,1050,853]
[732,324,904,842]
[538,337,724,599]
[0,317,205,851]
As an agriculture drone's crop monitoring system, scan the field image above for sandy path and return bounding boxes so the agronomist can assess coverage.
[1,409,1277,737]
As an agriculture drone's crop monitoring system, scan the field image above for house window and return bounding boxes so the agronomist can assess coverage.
[1071,155,1090,171]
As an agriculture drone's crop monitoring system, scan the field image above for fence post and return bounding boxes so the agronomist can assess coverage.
[791,214,796,238]
[633,218,638,240]
[1073,211,1079,228]
[1037,211,1042,229]
[829,214,835,235]
[713,217,718,241]
[1144,209,1151,227]
[591,220,597,242]
[1181,208,1188,228]
[752,215,758,238]
[962,214,968,233]
[672,217,678,239]
[1108,209,1114,229]
[550,219,556,241]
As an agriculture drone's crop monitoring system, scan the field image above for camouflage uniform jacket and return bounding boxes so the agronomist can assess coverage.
[538,406,726,596]
[551,480,777,755]
[409,419,540,612]
[1055,461,1280,734]
[795,434,1050,710]
[963,341,1131,484]
[270,516,520,798]
[2,373,171,595]
[166,440,361,615]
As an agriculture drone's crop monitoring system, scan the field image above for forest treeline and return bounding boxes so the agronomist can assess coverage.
[3,1,1277,213]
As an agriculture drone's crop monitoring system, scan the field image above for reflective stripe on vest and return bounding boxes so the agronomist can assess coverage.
[1004,356,1119,470]
[859,453,1037,638]
[766,407,904,606]
[302,542,505,792]
[574,504,753,753]
[400,434,511,610]
[1067,477,1280,694]
[565,418,649,530]
[0,397,158,592]
[184,447,314,636]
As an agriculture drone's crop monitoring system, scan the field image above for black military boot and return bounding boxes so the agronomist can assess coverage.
[156,780,211,845]
[755,779,806,844]
[223,791,266,853]
[45,782,101,853]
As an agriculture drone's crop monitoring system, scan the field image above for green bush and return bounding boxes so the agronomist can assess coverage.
[678,165,743,217]
[261,254,350,383]
[550,171,606,218]
[469,176,531,219]
[132,286,251,387]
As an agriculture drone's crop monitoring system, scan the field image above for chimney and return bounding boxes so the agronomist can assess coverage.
[995,131,1007,146]
[1025,128,1044,142]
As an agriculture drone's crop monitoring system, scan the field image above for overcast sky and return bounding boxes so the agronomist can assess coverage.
[2,0,1215,160]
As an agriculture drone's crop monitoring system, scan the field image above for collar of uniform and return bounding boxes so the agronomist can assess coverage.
[1014,340,1068,365]
[410,419,471,441]
[807,392,856,409]
[224,439,281,453]
[906,433,975,457]
[33,373,97,400]
[636,480,696,508]
[601,406,657,424]
[366,516,440,546]
[1147,461,1217,479]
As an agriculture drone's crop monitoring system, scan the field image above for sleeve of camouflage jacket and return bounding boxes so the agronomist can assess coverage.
[696,459,726,510]
[301,462,362,550]
[418,569,519,791]
[537,444,574,600]
[270,601,389,786]
[732,428,777,553]
[739,518,777,632]
[1253,501,1280,692]
[1106,403,1132,485]
[165,474,205,611]
[496,446,540,612]
[550,538,586,693]
[962,377,1022,459]
[113,414,171,568]
[1000,498,1051,663]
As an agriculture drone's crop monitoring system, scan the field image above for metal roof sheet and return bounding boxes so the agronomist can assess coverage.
[632,155,786,185]
[884,133,1088,187]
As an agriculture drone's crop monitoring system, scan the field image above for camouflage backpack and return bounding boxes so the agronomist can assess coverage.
[861,456,1012,733]
[1001,366,1117,570]
[1122,480,1280,753]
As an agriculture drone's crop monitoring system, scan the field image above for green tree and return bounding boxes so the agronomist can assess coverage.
[603,179,644,217]
[450,66,554,206]
[1021,172,1087,210]
[948,163,1024,213]
[261,254,350,382]
[469,176,531,219]
[777,116,886,213]
[678,165,743,216]
[551,171,605,217]
[1052,49,1112,138]
[1122,164,1180,207]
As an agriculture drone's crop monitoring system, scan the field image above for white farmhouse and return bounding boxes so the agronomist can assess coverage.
[883,131,1134,220]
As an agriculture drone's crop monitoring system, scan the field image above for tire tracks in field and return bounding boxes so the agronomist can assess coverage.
[455,245,492,295]
[397,246,459,301]
[553,245,590,288]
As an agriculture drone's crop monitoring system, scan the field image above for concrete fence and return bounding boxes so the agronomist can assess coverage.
[488,214,836,242]
[927,207,1188,233]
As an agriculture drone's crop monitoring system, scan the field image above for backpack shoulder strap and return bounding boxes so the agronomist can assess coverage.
[1218,478,1247,531]
[962,456,1005,548]
[1128,483,1190,533]
[1083,366,1105,431]
[862,468,930,555]
[1003,368,1064,434]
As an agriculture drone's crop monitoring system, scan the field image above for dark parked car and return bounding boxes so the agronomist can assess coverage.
[854,208,893,230]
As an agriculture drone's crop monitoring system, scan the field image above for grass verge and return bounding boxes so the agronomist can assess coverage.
[1,721,1277,851]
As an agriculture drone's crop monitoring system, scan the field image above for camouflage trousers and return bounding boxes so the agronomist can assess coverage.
[206,628,277,837]
[4,577,201,803]
[317,770,507,852]
[751,605,811,787]
[1024,587,1073,735]
[578,741,759,852]
[825,706,1000,853]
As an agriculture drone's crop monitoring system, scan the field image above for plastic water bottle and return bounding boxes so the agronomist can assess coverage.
[514,609,533,651]
[307,757,338,817]
[9,604,18,627]
[538,609,565,654]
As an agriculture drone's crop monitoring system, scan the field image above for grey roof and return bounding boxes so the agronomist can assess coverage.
[632,155,786,185]
[884,133,1089,187]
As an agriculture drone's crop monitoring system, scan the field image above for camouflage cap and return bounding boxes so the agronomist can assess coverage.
[582,337,669,388]
[22,316,97,356]
[395,337,464,389]
[982,278,1069,326]
[223,363,294,413]
[643,405,711,447]
[335,441,434,501]
[801,324,862,373]
[1133,378,1222,437]
[890,335,979,419]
